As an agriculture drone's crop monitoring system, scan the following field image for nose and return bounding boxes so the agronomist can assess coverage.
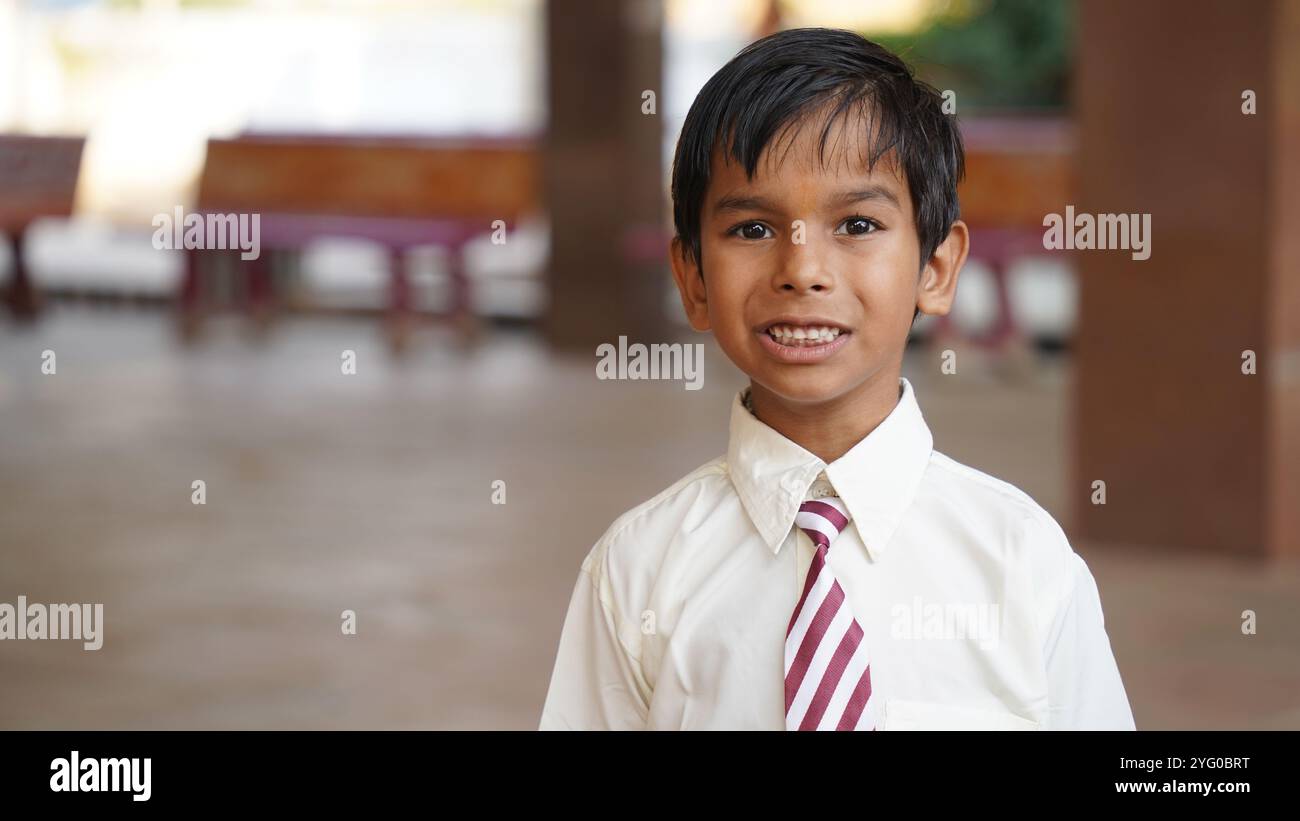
[772,237,834,294]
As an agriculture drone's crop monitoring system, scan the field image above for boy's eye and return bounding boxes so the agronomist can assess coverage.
[730,222,774,240]
[836,216,880,236]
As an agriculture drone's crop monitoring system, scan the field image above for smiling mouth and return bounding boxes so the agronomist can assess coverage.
[763,322,849,348]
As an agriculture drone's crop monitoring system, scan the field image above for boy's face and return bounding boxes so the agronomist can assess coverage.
[671,114,965,412]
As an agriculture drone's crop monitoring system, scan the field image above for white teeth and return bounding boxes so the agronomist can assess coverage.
[766,324,844,346]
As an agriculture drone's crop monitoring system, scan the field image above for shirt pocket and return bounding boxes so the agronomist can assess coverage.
[881,698,1040,730]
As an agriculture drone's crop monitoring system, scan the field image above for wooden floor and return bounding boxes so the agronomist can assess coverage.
[1,305,1297,729]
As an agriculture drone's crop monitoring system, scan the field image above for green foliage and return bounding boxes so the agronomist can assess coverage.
[873,0,1073,111]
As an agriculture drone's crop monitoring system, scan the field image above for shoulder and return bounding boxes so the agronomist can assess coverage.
[927,450,1056,524]
[924,450,1083,609]
[580,455,730,583]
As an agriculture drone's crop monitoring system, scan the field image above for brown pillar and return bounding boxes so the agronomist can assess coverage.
[1073,0,1300,556]
[543,0,667,351]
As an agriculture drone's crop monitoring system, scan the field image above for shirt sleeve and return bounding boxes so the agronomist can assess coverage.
[538,564,650,730]
[1041,551,1137,730]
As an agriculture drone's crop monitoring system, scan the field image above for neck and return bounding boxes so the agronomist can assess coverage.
[748,371,902,464]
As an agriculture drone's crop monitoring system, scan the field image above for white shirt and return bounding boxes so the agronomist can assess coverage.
[539,378,1136,730]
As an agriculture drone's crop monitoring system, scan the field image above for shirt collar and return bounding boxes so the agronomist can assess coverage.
[726,377,933,561]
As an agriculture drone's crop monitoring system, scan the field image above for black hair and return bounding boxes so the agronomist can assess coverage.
[670,27,965,281]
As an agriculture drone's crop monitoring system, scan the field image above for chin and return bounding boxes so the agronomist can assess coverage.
[754,371,857,404]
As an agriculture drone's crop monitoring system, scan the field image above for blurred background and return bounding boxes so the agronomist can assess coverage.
[1,0,1297,729]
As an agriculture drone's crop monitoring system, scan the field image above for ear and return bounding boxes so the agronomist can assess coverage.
[670,236,712,332]
[916,219,969,317]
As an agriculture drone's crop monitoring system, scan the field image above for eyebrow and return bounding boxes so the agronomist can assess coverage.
[712,185,902,216]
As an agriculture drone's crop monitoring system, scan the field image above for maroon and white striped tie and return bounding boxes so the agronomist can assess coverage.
[785,496,875,731]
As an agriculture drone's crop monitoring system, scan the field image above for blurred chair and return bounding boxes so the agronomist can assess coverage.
[182,134,539,351]
[0,135,85,320]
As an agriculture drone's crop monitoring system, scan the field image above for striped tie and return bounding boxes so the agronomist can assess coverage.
[785,496,875,731]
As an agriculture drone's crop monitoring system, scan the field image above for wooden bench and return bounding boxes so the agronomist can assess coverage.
[183,134,540,350]
[953,116,1075,348]
[0,135,85,320]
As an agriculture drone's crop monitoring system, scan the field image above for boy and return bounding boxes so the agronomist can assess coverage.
[539,28,1135,730]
